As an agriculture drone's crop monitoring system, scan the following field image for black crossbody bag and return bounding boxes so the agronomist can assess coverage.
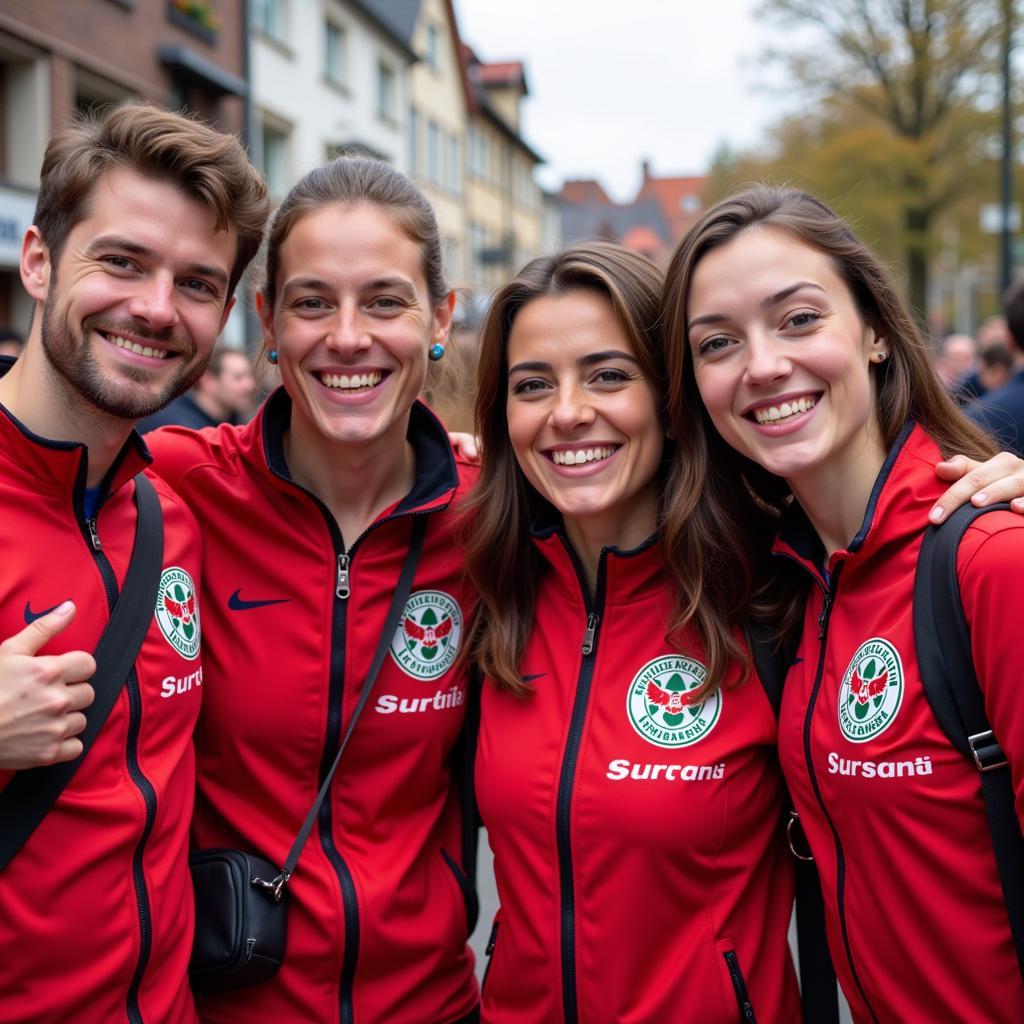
[0,473,164,869]
[189,516,427,992]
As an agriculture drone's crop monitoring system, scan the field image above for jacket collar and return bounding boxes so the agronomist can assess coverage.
[530,508,663,606]
[248,386,460,515]
[0,356,151,509]
[772,421,944,582]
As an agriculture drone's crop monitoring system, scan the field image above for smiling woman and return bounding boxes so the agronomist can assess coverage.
[463,242,801,1023]
[145,158,481,1024]
[662,184,1024,1023]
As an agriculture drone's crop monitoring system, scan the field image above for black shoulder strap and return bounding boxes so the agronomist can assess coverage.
[913,501,1024,977]
[253,515,427,899]
[0,473,164,870]
[745,620,840,1024]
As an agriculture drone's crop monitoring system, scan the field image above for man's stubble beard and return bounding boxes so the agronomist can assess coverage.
[40,283,212,422]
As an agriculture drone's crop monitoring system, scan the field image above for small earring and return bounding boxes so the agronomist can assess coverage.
[267,349,278,365]
[428,343,445,362]
[874,351,888,363]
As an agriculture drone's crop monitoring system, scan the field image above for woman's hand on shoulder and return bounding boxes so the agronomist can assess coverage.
[930,451,1024,523]
[448,432,481,464]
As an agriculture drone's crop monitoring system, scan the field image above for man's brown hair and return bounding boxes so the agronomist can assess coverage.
[34,103,270,295]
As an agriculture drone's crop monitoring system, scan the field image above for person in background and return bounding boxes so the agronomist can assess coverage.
[0,328,24,359]
[958,314,1013,401]
[0,103,268,1024]
[138,345,256,431]
[969,278,1024,456]
[979,342,1014,394]
[666,183,1024,1024]
[935,332,977,404]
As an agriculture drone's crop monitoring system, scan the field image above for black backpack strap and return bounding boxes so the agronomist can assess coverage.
[914,501,1024,977]
[745,620,840,1024]
[0,473,164,870]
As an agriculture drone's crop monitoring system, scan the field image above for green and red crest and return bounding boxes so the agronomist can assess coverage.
[838,638,904,742]
[626,655,721,748]
[154,567,200,660]
[390,590,462,680]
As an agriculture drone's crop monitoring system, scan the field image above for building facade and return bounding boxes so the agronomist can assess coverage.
[249,0,414,200]
[0,0,247,334]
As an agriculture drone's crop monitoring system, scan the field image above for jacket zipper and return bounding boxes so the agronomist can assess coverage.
[267,463,424,1024]
[555,548,607,1024]
[481,919,499,996]
[722,950,757,1023]
[802,563,878,1024]
[79,494,156,1024]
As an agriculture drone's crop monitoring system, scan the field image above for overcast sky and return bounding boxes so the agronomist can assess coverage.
[454,0,795,201]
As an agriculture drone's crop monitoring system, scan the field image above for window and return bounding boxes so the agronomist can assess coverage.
[425,24,440,70]
[254,0,287,43]
[427,119,441,184]
[468,126,487,180]
[324,21,345,85]
[259,120,290,199]
[447,133,461,194]
[681,194,701,213]
[377,62,396,121]
[409,107,420,174]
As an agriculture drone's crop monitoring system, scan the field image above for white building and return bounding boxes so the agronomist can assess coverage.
[251,0,416,201]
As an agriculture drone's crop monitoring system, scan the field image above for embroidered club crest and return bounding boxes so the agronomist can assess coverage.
[154,567,200,660]
[838,637,904,742]
[626,655,722,748]
[390,590,462,680]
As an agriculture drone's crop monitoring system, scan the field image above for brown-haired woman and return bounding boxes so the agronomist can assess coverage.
[147,158,480,1023]
[464,241,801,1023]
[665,184,1024,1023]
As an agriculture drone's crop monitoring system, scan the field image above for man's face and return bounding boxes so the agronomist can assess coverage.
[212,350,256,415]
[32,167,237,420]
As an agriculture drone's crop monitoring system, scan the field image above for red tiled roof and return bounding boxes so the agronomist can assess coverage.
[620,224,666,258]
[560,179,613,205]
[636,173,709,243]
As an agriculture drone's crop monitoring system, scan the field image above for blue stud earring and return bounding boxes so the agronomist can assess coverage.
[268,349,278,364]
[428,343,445,362]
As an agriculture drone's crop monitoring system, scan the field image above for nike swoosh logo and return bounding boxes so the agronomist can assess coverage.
[24,600,66,624]
[228,589,291,611]
[520,672,547,683]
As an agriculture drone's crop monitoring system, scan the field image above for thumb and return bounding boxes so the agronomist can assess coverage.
[0,601,76,656]
[933,454,973,480]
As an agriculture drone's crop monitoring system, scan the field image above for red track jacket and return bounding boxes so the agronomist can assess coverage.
[0,384,202,1022]
[475,524,800,1024]
[775,424,1024,1023]
[147,389,479,1024]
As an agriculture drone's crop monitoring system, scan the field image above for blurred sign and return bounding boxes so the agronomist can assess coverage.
[0,186,36,269]
[980,203,1020,233]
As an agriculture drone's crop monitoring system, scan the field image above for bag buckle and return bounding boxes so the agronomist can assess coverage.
[786,810,814,862]
[251,871,290,902]
[967,730,1008,773]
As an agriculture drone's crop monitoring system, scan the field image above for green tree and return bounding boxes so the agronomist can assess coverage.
[751,0,1008,316]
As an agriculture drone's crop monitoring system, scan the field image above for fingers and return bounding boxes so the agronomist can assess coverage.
[447,431,481,463]
[51,736,85,764]
[931,451,1024,523]
[64,681,96,714]
[0,601,76,657]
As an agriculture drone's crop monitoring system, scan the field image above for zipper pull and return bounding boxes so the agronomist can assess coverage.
[485,920,499,956]
[817,591,832,640]
[336,554,350,599]
[581,613,599,655]
[87,517,102,551]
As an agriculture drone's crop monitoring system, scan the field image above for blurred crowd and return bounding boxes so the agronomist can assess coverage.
[936,280,1024,457]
